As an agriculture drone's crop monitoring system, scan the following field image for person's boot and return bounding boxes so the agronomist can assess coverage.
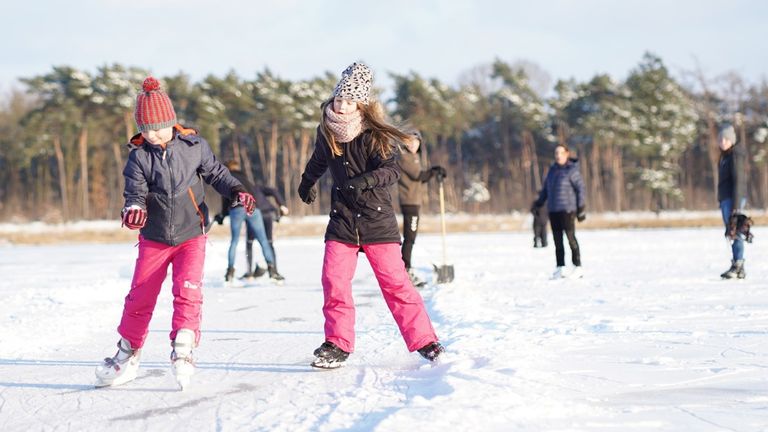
[551,266,565,279]
[171,329,195,390]
[95,337,141,387]
[569,266,584,279]
[722,260,745,279]
[407,268,426,288]
[252,265,267,278]
[720,260,737,279]
[417,341,445,362]
[225,267,235,282]
[311,341,350,369]
[268,264,285,282]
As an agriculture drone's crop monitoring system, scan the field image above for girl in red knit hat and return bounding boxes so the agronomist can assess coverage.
[95,77,257,390]
[298,63,444,368]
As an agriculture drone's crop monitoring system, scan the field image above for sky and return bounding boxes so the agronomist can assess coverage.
[2,0,766,94]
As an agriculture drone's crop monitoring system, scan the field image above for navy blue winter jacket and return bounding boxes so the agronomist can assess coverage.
[123,125,244,246]
[535,158,586,213]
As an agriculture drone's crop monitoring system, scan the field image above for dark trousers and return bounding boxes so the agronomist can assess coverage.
[549,211,580,267]
[401,205,420,270]
[533,208,548,247]
[264,214,275,265]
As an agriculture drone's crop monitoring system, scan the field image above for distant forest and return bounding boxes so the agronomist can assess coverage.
[1,52,767,222]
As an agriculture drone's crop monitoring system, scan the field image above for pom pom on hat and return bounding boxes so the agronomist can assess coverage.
[142,76,161,92]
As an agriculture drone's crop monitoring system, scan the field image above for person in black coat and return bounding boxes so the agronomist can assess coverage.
[532,144,586,279]
[716,124,748,279]
[297,62,443,368]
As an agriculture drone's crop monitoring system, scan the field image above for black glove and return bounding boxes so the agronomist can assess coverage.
[298,178,317,205]
[577,206,586,222]
[214,214,224,225]
[530,201,540,215]
[430,166,447,182]
[343,173,376,203]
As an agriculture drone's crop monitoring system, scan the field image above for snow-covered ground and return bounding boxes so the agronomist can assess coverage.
[0,227,766,431]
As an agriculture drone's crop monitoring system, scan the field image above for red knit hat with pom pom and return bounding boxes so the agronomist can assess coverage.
[134,76,177,132]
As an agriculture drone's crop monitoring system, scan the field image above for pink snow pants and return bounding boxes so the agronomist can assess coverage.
[321,240,438,353]
[118,235,206,349]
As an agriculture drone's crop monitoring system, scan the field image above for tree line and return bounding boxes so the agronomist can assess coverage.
[0,52,766,222]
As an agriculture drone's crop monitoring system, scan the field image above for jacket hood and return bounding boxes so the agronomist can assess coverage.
[552,157,579,168]
[128,124,199,149]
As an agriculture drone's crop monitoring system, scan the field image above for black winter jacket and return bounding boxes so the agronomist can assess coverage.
[254,185,285,218]
[717,143,747,204]
[300,127,401,245]
[123,126,243,246]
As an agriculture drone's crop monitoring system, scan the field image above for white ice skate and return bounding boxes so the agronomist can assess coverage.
[171,329,196,391]
[551,266,566,280]
[95,337,141,388]
[569,266,584,279]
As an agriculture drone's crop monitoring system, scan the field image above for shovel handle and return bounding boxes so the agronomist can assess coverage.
[438,180,448,266]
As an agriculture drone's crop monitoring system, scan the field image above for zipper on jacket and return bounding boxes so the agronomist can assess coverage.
[167,145,175,243]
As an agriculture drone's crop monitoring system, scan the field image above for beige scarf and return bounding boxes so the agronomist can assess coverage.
[324,105,364,143]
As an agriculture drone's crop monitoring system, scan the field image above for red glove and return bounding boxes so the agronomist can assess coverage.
[122,207,147,230]
[236,192,256,216]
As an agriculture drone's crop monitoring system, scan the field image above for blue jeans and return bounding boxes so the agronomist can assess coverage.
[227,206,275,268]
[719,198,746,261]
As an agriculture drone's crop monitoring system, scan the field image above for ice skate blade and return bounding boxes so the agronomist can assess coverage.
[94,368,138,388]
[172,360,195,390]
[175,376,191,391]
[311,359,345,369]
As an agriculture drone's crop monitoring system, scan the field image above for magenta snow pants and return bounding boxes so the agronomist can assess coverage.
[321,240,438,353]
[118,235,206,349]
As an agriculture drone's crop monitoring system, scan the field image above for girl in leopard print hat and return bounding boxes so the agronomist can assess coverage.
[332,62,373,104]
[298,62,444,368]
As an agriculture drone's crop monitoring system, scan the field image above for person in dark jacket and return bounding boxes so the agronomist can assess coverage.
[533,144,586,279]
[215,160,284,283]
[247,181,290,277]
[397,131,446,287]
[531,195,549,248]
[297,62,443,368]
[716,124,748,279]
[96,77,256,389]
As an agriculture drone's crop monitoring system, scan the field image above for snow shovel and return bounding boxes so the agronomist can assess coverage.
[433,176,454,284]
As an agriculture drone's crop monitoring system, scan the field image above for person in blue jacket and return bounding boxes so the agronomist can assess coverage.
[532,144,586,279]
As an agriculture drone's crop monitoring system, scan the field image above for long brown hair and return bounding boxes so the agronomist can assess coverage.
[320,97,410,159]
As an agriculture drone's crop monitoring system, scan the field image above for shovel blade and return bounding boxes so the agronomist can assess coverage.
[433,264,455,284]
